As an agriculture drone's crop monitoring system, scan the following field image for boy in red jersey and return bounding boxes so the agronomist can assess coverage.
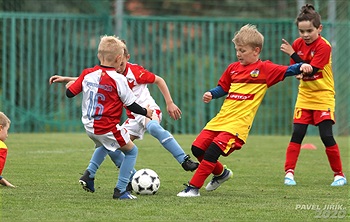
[0,112,15,188]
[177,24,313,197]
[280,4,346,186]
[50,40,198,193]
[66,35,153,200]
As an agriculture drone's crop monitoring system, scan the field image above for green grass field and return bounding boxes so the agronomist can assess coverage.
[1,133,349,221]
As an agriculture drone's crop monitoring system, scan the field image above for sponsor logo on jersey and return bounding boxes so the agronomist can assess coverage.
[86,82,112,92]
[226,92,255,100]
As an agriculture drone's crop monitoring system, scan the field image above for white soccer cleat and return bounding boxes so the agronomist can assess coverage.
[177,184,200,197]
[284,172,296,186]
[331,175,347,186]
[205,166,233,191]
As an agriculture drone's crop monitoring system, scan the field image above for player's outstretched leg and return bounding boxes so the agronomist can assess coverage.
[146,120,199,171]
[205,165,233,191]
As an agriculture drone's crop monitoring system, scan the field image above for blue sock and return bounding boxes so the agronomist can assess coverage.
[146,120,186,164]
[87,146,108,178]
[108,150,136,181]
[116,145,138,192]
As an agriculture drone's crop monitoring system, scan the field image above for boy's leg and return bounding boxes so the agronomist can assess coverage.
[146,120,198,171]
[79,146,108,192]
[113,144,138,199]
[108,150,136,191]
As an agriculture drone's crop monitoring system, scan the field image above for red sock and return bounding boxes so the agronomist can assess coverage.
[325,144,344,177]
[212,161,224,175]
[284,142,301,172]
[190,160,216,188]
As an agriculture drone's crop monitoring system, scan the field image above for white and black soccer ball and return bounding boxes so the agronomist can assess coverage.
[131,168,160,195]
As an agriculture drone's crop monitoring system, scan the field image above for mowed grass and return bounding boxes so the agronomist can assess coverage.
[1,133,349,222]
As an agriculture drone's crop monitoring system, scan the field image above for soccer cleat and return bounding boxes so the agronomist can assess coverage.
[284,177,297,186]
[113,188,137,200]
[284,171,296,186]
[205,166,233,191]
[126,182,133,192]
[177,184,200,197]
[79,170,95,193]
[331,175,347,186]
[181,155,199,172]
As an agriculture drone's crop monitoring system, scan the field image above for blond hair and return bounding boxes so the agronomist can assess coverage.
[97,35,125,63]
[0,112,11,127]
[232,24,264,50]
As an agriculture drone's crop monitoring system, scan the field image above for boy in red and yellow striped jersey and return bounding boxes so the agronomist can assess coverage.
[0,112,15,188]
[177,24,313,197]
[280,4,346,186]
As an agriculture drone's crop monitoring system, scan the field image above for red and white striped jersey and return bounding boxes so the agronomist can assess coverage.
[68,65,137,135]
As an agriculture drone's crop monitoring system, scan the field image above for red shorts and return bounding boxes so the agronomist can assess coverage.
[192,129,244,156]
[293,108,335,125]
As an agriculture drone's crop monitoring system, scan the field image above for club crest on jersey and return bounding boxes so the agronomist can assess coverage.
[311,50,315,57]
[250,69,259,78]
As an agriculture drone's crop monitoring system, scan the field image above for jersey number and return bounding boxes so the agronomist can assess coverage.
[87,91,105,120]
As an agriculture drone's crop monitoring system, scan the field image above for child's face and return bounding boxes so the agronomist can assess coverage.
[0,124,10,142]
[297,21,322,45]
[117,54,130,73]
[235,45,260,65]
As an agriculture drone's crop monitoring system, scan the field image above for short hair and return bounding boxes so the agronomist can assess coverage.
[232,24,264,50]
[97,35,125,63]
[121,39,129,56]
[0,112,11,127]
[296,4,321,28]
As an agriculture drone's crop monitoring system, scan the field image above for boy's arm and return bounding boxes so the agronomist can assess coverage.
[280,39,319,76]
[284,63,313,77]
[153,76,182,120]
[49,75,78,85]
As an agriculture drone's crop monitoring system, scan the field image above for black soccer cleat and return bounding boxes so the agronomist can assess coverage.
[79,170,95,193]
[181,155,199,172]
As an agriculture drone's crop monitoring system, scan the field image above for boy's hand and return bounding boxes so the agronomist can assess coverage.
[300,63,313,75]
[280,39,294,56]
[203,92,213,103]
[167,103,182,120]
[144,105,154,119]
[49,75,64,84]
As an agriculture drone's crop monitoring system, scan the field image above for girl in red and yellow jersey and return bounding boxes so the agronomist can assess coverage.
[280,4,346,186]
[0,112,15,188]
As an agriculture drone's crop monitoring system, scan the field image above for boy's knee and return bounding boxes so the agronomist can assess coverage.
[191,145,204,157]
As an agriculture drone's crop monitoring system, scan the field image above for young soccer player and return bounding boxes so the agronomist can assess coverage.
[280,4,347,186]
[66,35,153,200]
[177,24,313,197]
[50,40,198,193]
[0,112,16,188]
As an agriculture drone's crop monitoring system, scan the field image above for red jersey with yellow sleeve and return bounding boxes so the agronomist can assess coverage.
[291,35,335,111]
[0,141,8,175]
[204,60,288,143]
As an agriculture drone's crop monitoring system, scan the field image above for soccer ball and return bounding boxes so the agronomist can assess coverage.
[131,168,160,195]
